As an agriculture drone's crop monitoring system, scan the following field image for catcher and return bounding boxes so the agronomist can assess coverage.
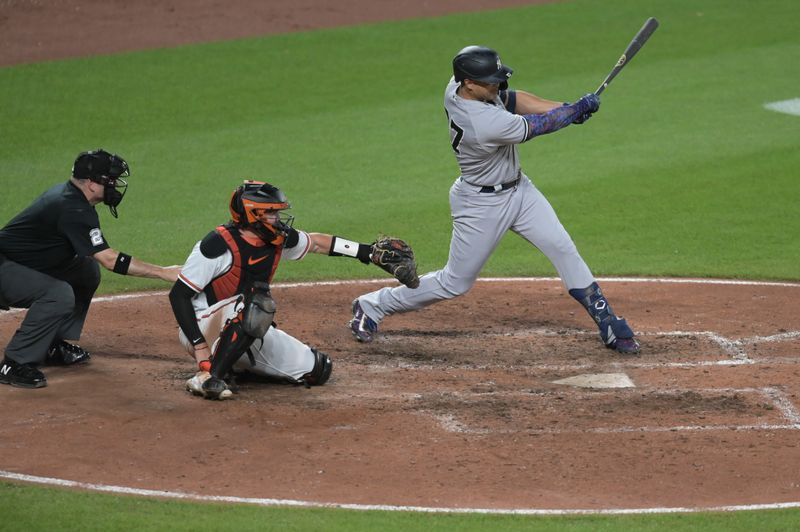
[168,180,418,400]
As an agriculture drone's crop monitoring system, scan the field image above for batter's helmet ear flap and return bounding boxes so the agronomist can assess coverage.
[453,45,513,86]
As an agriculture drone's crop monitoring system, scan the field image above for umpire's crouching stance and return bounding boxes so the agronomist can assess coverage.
[0,149,179,388]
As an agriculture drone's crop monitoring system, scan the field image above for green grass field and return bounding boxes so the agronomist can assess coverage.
[1,0,799,529]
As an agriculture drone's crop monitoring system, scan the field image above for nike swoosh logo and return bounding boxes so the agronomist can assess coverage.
[248,256,269,266]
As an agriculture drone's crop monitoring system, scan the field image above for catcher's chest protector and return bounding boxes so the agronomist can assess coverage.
[204,225,283,305]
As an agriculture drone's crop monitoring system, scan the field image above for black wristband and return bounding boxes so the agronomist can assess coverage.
[191,336,208,347]
[113,252,132,275]
[356,243,372,264]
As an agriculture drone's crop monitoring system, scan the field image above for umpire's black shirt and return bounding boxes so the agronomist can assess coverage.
[0,181,110,272]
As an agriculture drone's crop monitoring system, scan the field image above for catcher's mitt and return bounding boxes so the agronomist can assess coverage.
[370,236,420,289]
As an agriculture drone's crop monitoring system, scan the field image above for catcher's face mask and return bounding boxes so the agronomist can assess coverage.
[230,180,294,245]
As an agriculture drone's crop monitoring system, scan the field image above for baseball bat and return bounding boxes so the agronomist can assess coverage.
[594,17,659,96]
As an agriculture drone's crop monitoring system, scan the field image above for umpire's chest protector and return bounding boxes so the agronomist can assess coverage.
[203,225,283,305]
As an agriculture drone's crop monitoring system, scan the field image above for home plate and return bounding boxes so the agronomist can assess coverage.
[552,373,635,389]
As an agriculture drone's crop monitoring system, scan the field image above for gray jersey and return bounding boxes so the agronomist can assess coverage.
[444,77,527,186]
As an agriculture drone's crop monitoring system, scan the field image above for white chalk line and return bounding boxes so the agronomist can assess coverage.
[378,327,800,370]
[385,358,777,372]
[2,276,798,317]
[426,412,798,436]
[3,277,800,515]
[761,387,800,425]
[421,386,800,435]
[1,470,799,515]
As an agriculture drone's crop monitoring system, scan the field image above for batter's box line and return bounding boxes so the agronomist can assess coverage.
[664,330,800,362]
[380,356,800,373]
[380,328,800,367]
[423,412,798,436]
[421,386,800,435]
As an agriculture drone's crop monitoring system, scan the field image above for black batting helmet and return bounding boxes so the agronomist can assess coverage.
[229,180,294,245]
[452,45,513,89]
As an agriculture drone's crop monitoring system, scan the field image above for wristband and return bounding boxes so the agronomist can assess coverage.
[113,252,132,275]
[329,236,372,264]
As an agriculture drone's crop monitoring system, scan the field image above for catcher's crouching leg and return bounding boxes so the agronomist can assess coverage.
[299,348,332,387]
[203,283,277,399]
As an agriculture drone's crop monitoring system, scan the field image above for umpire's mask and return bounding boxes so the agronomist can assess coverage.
[73,149,130,218]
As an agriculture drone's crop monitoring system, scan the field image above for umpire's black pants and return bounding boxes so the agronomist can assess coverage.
[0,255,101,365]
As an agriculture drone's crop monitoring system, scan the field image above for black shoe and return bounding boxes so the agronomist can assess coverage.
[46,340,91,366]
[0,358,47,388]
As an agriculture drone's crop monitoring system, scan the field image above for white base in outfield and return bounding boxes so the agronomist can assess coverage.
[1,277,799,515]
[552,373,635,389]
[764,98,800,116]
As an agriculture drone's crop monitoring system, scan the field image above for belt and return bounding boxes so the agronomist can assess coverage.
[461,177,520,193]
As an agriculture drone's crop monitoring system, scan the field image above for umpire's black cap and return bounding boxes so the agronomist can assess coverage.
[72,149,129,182]
[453,45,513,87]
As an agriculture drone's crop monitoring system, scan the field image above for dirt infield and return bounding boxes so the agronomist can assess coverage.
[2,0,800,513]
[1,278,799,510]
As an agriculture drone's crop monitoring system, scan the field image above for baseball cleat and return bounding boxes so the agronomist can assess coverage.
[348,299,378,343]
[186,371,211,395]
[201,376,233,400]
[610,337,640,355]
[46,340,91,365]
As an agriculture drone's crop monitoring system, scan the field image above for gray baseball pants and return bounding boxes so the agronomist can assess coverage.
[0,255,100,364]
[359,175,595,322]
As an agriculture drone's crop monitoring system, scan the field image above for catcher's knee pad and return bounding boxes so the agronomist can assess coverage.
[242,281,276,338]
[301,348,332,386]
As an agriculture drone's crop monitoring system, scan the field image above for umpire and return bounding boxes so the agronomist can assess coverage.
[0,149,178,389]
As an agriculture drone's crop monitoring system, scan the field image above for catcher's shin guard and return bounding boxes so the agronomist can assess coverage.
[300,348,332,386]
[211,311,259,380]
[569,282,639,354]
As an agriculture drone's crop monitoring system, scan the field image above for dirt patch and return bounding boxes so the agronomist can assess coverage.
[2,279,799,509]
[2,0,799,512]
[0,0,549,67]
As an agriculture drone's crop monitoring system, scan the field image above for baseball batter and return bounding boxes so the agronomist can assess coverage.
[350,45,639,354]
[170,180,418,400]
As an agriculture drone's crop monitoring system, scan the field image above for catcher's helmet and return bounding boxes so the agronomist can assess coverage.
[229,180,294,244]
[72,149,130,218]
[452,45,513,89]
